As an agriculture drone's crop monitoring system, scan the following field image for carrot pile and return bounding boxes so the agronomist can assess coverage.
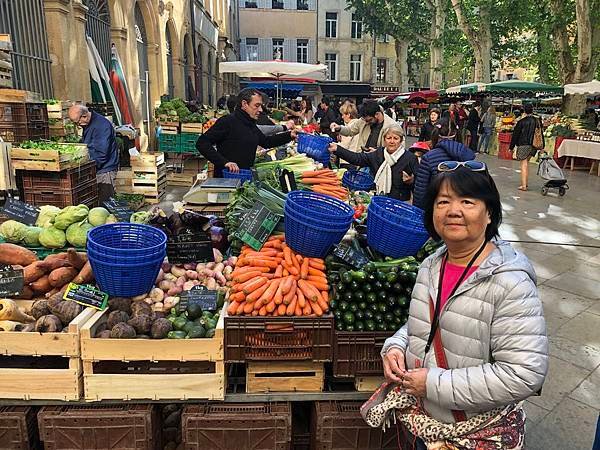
[226,235,330,317]
[298,169,349,201]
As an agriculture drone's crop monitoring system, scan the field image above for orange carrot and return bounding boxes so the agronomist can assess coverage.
[274,265,283,278]
[286,296,297,316]
[265,299,276,313]
[253,298,264,310]
[296,254,303,264]
[236,301,246,315]
[300,177,340,185]
[263,240,283,249]
[321,290,329,303]
[243,302,254,314]
[308,280,329,292]
[233,271,264,283]
[308,260,326,271]
[227,301,240,315]
[280,276,294,295]
[259,278,281,302]
[273,308,279,317]
[316,295,329,313]
[290,250,301,272]
[312,301,323,316]
[294,302,303,316]
[246,259,279,269]
[300,258,310,279]
[259,306,268,316]
[283,279,297,305]
[246,282,270,302]
[277,303,287,315]
[251,310,259,316]
[229,291,246,303]
[281,260,299,276]
[267,234,285,241]
[273,281,284,305]
[282,268,290,277]
[283,246,293,266]
[297,289,306,308]
[307,275,327,284]
[301,169,332,177]
[302,302,312,315]
[243,277,268,295]
[232,266,270,276]
[298,279,320,302]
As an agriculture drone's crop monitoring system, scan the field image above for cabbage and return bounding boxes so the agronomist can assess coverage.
[0,220,27,243]
[88,207,110,226]
[23,226,43,247]
[35,205,61,228]
[54,205,89,230]
[105,214,118,223]
[66,221,93,247]
[130,211,152,224]
[39,227,66,249]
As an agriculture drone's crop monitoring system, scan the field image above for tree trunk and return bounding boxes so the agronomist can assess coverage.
[574,0,594,82]
[394,39,410,92]
[562,94,588,116]
[549,0,575,83]
[450,0,492,82]
[428,0,445,89]
[536,31,551,84]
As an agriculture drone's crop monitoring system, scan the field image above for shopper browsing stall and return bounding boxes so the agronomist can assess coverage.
[68,104,119,204]
[196,88,295,176]
[509,104,544,191]
[328,123,418,201]
[330,101,396,151]
[378,162,547,447]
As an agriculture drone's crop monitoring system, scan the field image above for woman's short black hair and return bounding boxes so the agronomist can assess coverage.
[422,167,502,242]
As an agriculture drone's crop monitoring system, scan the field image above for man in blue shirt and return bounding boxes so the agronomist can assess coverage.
[68,105,119,203]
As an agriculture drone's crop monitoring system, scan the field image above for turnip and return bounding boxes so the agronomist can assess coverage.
[196,263,206,272]
[149,288,165,303]
[214,271,227,286]
[214,262,225,274]
[223,266,233,281]
[192,280,201,286]
[185,270,199,280]
[159,280,174,292]
[184,263,196,270]
[229,256,238,266]
[206,262,216,270]
[167,286,183,296]
[161,262,172,273]
[213,248,224,263]
[170,266,186,278]
[143,298,153,305]
[152,302,164,312]
[163,296,179,309]
[183,280,196,291]
[205,278,217,290]
[176,276,186,287]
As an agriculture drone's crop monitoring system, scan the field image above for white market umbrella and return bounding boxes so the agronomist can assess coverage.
[219,61,328,106]
[564,80,600,96]
[445,82,486,94]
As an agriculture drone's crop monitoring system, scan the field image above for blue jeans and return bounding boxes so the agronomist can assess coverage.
[593,414,600,450]
[478,127,494,153]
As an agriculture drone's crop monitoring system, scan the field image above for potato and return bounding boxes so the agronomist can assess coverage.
[176,276,186,287]
[183,280,195,291]
[185,270,198,280]
[170,266,186,278]
[164,273,177,282]
[167,286,183,296]
[149,288,164,303]
[159,280,174,292]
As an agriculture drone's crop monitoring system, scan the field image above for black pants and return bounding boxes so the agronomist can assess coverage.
[97,182,115,205]
[468,127,479,151]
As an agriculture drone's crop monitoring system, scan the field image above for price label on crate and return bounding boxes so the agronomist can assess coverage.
[333,243,369,269]
[0,264,24,297]
[1,197,40,225]
[103,197,134,222]
[63,283,108,310]
[178,285,218,312]
[234,201,281,251]
[167,232,214,264]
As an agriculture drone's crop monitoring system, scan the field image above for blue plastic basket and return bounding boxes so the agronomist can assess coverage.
[342,169,375,191]
[286,191,354,225]
[284,191,353,257]
[297,133,332,160]
[87,223,167,257]
[223,168,253,183]
[366,196,429,258]
[89,253,165,297]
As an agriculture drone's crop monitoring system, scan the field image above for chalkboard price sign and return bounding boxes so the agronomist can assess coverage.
[178,285,218,312]
[167,233,214,264]
[0,264,24,297]
[278,169,297,193]
[234,201,281,251]
[1,198,40,225]
[63,283,108,310]
[333,243,369,269]
[103,197,134,222]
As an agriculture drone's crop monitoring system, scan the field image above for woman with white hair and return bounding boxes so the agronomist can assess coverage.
[329,123,418,201]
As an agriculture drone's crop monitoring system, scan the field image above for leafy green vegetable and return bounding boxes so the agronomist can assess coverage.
[0,220,27,243]
[66,221,93,247]
[39,227,66,248]
[23,226,43,246]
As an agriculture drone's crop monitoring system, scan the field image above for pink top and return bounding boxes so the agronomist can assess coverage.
[439,262,479,310]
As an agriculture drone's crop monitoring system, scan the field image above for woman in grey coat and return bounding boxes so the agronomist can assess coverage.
[381,161,548,448]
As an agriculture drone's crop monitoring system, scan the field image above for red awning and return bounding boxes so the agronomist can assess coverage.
[407,90,439,103]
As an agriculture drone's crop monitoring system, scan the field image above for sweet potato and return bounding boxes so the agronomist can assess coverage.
[23,261,47,283]
[72,261,93,284]
[40,253,70,271]
[67,248,87,270]
[48,267,78,288]
[30,275,52,294]
[19,286,34,300]
[0,243,38,266]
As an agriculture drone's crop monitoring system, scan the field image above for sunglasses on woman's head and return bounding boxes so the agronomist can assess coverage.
[437,160,487,172]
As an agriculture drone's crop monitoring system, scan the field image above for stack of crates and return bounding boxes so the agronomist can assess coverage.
[0,34,12,88]
[0,101,49,143]
[158,132,199,154]
[46,101,73,138]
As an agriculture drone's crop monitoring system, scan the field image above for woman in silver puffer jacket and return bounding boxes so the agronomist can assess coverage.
[381,160,548,449]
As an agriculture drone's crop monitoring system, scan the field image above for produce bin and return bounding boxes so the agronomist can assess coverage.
[0,406,40,450]
[332,331,394,378]
[311,401,398,450]
[38,404,160,450]
[79,309,225,401]
[22,178,98,208]
[10,143,88,172]
[16,160,96,191]
[182,403,292,450]
[0,300,95,401]
[225,313,334,362]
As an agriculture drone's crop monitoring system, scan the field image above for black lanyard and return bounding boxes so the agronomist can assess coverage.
[424,240,488,355]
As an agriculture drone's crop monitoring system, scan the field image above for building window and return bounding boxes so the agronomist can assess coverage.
[350,54,362,81]
[325,53,337,81]
[377,34,390,43]
[351,13,362,39]
[325,12,337,38]
[272,0,284,8]
[246,38,258,61]
[245,0,257,7]
[376,58,387,83]
[273,38,284,60]
[297,0,308,10]
[297,39,308,64]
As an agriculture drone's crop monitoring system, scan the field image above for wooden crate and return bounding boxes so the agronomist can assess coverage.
[354,376,385,392]
[0,59,11,89]
[185,203,227,218]
[166,171,195,187]
[80,309,225,401]
[10,143,88,171]
[46,102,70,120]
[0,300,95,401]
[130,151,165,169]
[246,362,324,394]
[0,142,16,192]
[181,123,204,134]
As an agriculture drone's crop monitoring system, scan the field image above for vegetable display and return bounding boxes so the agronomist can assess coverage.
[226,235,330,317]
[0,296,84,333]
[297,169,349,201]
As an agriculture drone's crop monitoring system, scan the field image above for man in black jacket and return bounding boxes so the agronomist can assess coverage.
[314,97,339,137]
[466,102,481,152]
[196,88,295,176]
